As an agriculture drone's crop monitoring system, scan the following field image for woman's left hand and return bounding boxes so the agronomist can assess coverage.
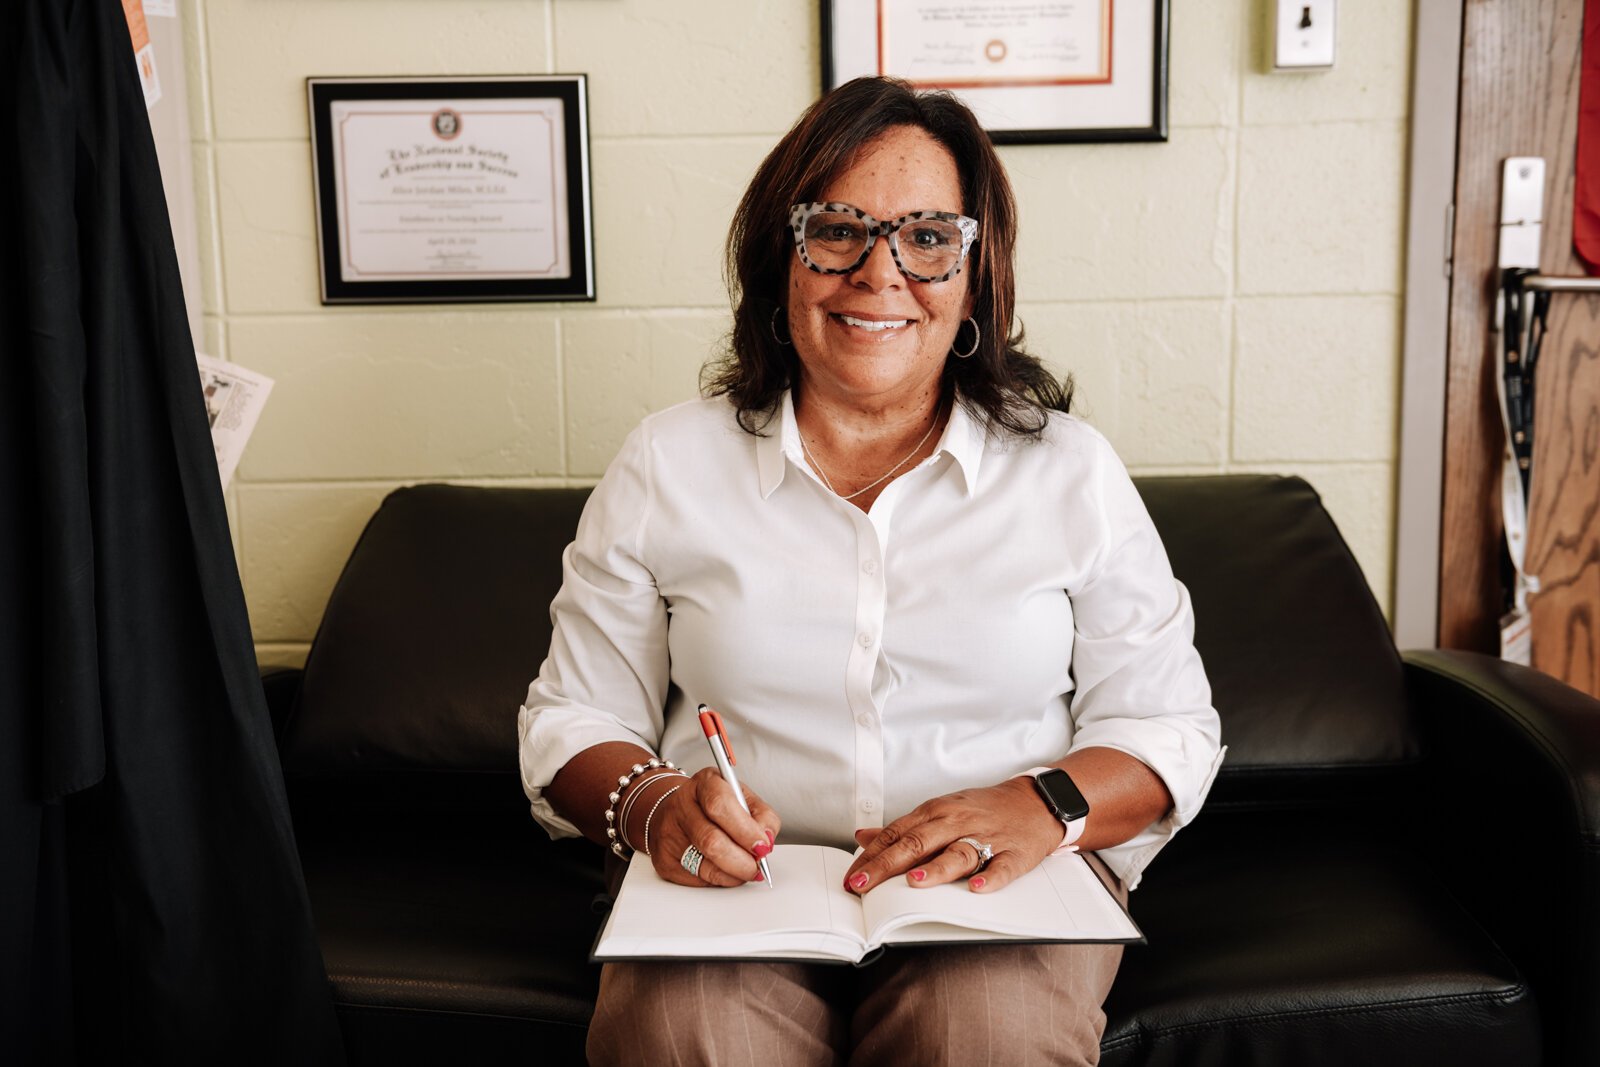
[842,776,1063,895]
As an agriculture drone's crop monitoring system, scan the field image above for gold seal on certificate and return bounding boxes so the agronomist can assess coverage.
[309,77,595,304]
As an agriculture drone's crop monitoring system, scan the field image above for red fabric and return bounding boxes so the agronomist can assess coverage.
[1576,0,1600,271]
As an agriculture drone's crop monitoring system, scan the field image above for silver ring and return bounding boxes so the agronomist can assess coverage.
[957,837,993,874]
[680,844,705,878]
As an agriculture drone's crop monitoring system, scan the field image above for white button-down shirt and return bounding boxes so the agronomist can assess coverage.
[518,393,1224,890]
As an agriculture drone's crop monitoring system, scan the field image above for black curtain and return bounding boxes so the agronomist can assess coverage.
[1,1,344,1062]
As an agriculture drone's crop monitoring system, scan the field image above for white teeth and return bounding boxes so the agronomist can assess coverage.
[838,314,909,331]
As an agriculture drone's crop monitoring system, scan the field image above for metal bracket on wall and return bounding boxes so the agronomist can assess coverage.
[1516,274,1600,292]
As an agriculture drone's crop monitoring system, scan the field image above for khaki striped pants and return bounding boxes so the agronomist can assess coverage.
[587,853,1127,1067]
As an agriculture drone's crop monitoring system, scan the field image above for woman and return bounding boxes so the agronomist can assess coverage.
[518,76,1223,1065]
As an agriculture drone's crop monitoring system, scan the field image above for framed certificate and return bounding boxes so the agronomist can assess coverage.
[822,1,1169,144]
[307,76,595,304]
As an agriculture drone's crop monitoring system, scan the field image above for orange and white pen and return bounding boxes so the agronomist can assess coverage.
[698,704,774,888]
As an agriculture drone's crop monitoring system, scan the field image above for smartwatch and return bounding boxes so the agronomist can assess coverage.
[1026,766,1091,847]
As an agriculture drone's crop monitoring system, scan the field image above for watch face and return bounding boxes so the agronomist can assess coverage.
[1035,769,1091,821]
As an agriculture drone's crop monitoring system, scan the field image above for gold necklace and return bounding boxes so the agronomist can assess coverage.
[800,405,943,501]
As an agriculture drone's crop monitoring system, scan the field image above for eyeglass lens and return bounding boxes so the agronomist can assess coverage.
[802,210,967,278]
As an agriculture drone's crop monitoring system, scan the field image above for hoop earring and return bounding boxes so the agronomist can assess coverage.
[770,305,793,347]
[951,317,980,359]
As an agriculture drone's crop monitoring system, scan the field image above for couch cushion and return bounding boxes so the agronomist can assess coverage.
[296,805,603,1063]
[282,484,591,780]
[1101,812,1540,1066]
[1137,476,1416,781]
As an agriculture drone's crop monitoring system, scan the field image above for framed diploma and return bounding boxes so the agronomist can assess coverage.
[307,76,595,304]
[822,1,1169,144]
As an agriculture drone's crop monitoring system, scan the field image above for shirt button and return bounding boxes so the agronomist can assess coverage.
[860,799,876,813]
[862,559,878,575]
[856,712,874,728]
[858,632,873,648]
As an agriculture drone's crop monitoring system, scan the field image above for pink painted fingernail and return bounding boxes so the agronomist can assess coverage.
[911,869,926,882]
[765,829,775,844]
[849,872,870,890]
[970,876,986,890]
[753,841,772,858]
[755,870,764,882]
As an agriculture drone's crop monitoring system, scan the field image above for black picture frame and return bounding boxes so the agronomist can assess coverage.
[821,1,1169,144]
[307,75,595,304]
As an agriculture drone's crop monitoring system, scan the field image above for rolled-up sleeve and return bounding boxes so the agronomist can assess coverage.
[1066,441,1225,890]
[517,422,669,839]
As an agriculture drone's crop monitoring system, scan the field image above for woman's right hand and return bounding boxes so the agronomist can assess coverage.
[630,767,780,887]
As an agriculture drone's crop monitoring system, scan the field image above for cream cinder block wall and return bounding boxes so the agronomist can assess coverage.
[181,1,1413,669]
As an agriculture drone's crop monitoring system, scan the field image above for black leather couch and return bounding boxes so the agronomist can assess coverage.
[264,475,1600,1065]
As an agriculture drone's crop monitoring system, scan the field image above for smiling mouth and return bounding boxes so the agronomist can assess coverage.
[834,313,911,332]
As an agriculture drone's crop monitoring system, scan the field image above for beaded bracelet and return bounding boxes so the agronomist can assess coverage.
[605,759,680,858]
[641,783,683,858]
[616,768,687,851]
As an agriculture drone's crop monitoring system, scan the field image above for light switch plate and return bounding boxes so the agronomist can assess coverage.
[1273,0,1337,71]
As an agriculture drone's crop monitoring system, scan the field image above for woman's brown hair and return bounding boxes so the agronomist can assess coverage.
[704,75,1070,436]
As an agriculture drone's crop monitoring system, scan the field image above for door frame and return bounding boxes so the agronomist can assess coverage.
[1393,0,1464,650]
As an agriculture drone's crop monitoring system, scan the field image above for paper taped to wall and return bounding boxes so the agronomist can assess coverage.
[197,353,274,489]
[120,0,162,108]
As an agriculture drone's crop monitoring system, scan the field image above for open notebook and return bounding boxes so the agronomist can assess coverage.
[592,843,1142,966]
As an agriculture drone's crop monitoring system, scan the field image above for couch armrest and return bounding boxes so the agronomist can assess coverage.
[260,666,303,748]
[1404,650,1600,834]
[1404,649,1600,1067]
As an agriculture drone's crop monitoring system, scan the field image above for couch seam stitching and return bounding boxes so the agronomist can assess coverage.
[1100,984,1528,1049]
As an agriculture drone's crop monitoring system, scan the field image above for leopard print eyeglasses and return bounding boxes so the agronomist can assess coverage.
[788,202,979,283]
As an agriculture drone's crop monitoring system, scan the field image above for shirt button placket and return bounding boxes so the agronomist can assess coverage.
[849,520,887,830]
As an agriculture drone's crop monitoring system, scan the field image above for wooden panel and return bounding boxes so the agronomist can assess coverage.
[1527,294,1600,693]
[1441,0,1586,654]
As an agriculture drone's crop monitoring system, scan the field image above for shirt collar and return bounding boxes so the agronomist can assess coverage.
[755,391,799,499]
[938,398,986,497]
[754,388,987,500]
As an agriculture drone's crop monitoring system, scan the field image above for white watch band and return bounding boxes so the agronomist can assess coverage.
[1022,765,1087,851]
